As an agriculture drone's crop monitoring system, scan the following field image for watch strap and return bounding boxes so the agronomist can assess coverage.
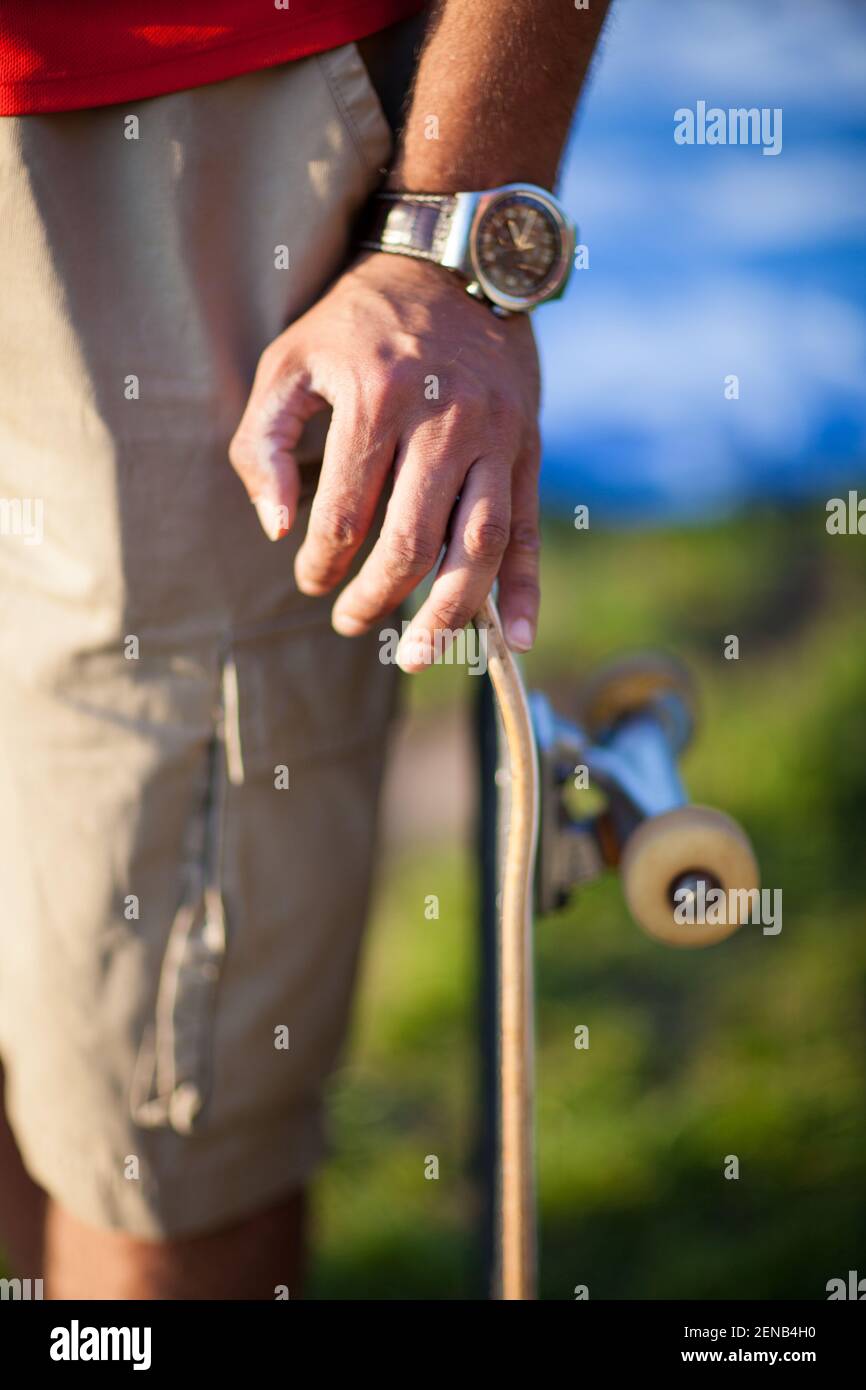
[357,192,458,264]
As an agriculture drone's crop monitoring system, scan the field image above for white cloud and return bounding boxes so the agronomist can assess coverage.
[563,151,866,252]
[599,0,866,115]
[540,279,866,459]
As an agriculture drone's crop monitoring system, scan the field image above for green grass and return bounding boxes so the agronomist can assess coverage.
[310,501,866,1300]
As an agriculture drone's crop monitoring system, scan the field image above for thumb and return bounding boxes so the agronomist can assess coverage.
[229,355,327,541]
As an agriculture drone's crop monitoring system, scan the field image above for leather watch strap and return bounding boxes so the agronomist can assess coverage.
[357,192,458,264]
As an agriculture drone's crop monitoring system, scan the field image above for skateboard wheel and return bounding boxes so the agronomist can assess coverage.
[578,653,696,746]
[620,805,759,948]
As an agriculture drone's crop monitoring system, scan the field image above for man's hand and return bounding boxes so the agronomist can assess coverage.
[229,251,541,670]
[229,0,611,667]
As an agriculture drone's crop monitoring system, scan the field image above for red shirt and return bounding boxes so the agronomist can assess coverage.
[0,0,428,115]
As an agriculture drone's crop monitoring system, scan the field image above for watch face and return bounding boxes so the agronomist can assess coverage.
[475,193,563,300]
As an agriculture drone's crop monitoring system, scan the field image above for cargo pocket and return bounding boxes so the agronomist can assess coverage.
[130,622,397,1136]
[130,660,234,1136]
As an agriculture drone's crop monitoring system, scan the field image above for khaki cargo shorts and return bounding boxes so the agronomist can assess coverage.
[0,43,400,1238]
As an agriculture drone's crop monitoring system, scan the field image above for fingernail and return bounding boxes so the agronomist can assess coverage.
[254,497,290,541]
[396,628,434,673]
[332,611,365,637]
[506,617,534,652]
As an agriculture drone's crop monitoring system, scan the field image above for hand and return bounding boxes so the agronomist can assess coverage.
[228,251,541,671]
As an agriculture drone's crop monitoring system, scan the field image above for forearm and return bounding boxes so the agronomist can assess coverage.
[388,0,611,192]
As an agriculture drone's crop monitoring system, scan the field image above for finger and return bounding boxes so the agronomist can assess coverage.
[496,433,541,652]
[293,385,398,597]
[229,353,327,541]
[396,457,511,673]
[330,417,469,636]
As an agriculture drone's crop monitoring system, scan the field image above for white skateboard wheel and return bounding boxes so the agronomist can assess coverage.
[620,805,760,948]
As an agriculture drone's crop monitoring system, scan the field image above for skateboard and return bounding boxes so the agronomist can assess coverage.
[473,595,760,1301]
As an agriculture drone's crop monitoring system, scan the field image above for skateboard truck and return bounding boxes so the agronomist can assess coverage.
[529,651,758,947]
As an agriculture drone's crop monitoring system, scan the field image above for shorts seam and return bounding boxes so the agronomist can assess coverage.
[316,43,390,176]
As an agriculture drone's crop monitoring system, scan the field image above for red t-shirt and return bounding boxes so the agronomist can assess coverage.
[0,0,428,115]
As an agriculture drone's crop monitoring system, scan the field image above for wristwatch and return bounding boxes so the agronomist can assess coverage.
[356,182,576,316]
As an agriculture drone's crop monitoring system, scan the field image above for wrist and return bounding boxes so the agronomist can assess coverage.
[385,141,559,195]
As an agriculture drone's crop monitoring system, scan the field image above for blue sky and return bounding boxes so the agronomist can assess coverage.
[538,0,866,520]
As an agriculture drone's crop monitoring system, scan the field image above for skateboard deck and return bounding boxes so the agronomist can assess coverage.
[474,595,760,1301]
[473,595,539,1300]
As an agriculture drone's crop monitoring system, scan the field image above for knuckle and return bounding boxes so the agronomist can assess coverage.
[257,339,278,372]
[254,340,283,386]
[227,433,245,470]
[228,431,255,479]
[429,597,472,632]
[383,525,440,580]
[434,394,485,443]
[313,505,364,554]
[453,380,488,413]
[506,571,540,603]
[382,356,418,397]
[509,520,541,557]
[463,514,510,563]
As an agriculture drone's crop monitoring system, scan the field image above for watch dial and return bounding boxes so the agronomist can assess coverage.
[476,194,562,299]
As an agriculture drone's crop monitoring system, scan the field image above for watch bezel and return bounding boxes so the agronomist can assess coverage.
[469,183,575,312]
